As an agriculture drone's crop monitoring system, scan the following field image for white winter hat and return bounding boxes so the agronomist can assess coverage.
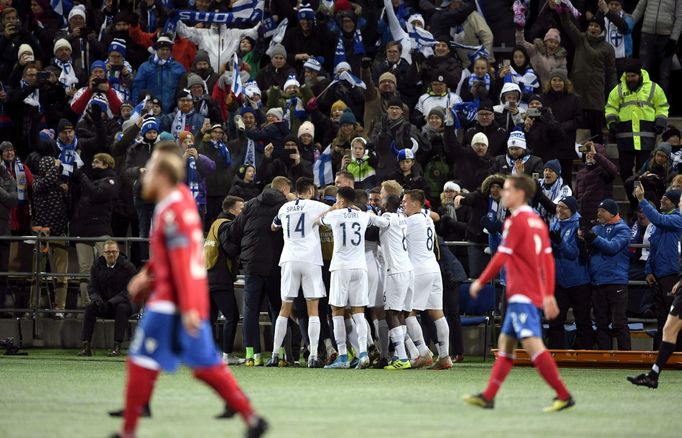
[68,5,86,21]
[298,121,315,138]
[53,38,72,55]
[443,181,461,192]
[471,132,489,147]
[507,131,527,150]
[283,74,300,91]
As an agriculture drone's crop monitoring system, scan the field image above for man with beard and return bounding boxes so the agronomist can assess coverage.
[282,4,336,75]
[361,70,407,138]
[605,59,669,183]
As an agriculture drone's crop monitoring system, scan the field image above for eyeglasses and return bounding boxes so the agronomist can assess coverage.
[103,250,119,254]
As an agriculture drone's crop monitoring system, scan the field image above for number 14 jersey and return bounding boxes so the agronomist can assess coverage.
[274,199,330,266]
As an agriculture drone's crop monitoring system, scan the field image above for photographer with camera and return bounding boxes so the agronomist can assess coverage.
[0,7,42,80]
[580,199,631,350]
[70,60,123,118]
[78,240,137,357]
[259,137,313,185]
[634,185,682,349]
[522,95,566,164]
[574,141,619,222]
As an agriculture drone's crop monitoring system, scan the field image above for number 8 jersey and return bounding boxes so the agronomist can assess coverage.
[320,208,388,271]
[405,211,440,275]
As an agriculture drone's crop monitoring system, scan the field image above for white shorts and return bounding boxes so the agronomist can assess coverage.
[329,269,368,308]
[280,262,326,301]
[366,253,384,308]
[412,272,443,311]
[383,271,414,312]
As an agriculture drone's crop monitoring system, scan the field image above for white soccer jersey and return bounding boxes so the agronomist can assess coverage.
[274,199,329,266]
[379,212,413,275]
[406,212,440,274]
[321,208,388,271]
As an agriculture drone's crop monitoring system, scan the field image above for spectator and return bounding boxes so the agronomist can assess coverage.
[77,240,136,357]
[386,149,425,191]
[491,131,544,177]
[630,0,682,94]
[600,0,634,72]
[229,176,291,367]
[228,164,260,202]
[178,50,219,97]
[522,94,566,163]
[515,27,567,87]
[132,33,186,113]
[198,123,234,227]
[103,38,134,102]
[419,34,463,92]
[496,46,540,103]
[255,43,296,93]
[420,107,458,205]
[31,154,69,318]
[541,68,581,185]
[179,130,215,222]
[605,59,669,183]
[450,132,494,192]
[635,186,682,349]
[50,38,86,95]
[296,121,317,164]
[370,42,418,106]
[412,71,463,128]
[555,4,617,143]
[301,58,330,96]
[361,69,407,138]
[0,163,17,314]
[70,153,119,308]
[185,73,222,124]
[459,57,495,103]
[0,141,32,234]
[70,60,124,118]
[625,143,673,212]
[454,174,506,277]
[309,99,346,149]
[372,97,422,181]
[575,141,619,222]
[436,181,470,246]
[547,196,593,349]
[266,75,313,137]
[205,195,245,365]
[538,160,572,222]
[345,137,377,190]
[245,107,290,160]
[259,136,314,184]
[0,7,42,80]
[463,100,508,158]
[229,107,265,170]
[582,199,631,350]
[316,62,365,120]
[159,89,205,139]
[447,0,495,68]
[493,82,525,133]
[281,5,336,75]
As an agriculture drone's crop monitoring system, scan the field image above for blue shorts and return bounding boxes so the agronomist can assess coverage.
[129,310,221,372]
[501,302,543,340]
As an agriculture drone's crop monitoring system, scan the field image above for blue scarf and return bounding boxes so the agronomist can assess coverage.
[243,138,256,165]
[353,28,365,55]
[210,140,232,167]
[187,155,199,200]
[505,154,531,175]
[56,138,82,180]
[145,5,158,33]
[467,73,491,92]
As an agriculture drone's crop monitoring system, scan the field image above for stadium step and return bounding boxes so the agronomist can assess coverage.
[493,349,682,369]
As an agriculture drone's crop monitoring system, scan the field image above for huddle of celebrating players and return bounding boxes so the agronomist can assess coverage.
[270,178,453,370]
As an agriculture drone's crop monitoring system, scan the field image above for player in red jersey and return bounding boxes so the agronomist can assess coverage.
[115,145,267,438]
[463,175,575,412]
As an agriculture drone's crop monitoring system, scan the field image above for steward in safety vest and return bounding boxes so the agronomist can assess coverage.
[204,196,244,293]
[605,61,669,154]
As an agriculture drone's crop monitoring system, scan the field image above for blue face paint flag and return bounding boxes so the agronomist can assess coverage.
[232,54,244,97]
[333,36,347,67]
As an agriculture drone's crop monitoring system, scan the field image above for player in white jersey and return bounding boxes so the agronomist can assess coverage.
[379,194,415,370]
[403,189,452,370]
[316,187,389,369]
[271,178,330,368]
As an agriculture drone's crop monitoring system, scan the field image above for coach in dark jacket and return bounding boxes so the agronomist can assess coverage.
[229,177,290,362]
[636,188,682,349]
[583,199,631,350]
[574,142,619,223]
[78,241,136,357]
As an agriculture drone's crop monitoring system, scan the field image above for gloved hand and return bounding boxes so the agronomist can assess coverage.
[584,229,598,244]
[91,294,105,309]
[549,230,562,245]
[664,39,678,57]
[655,119,667,136]
[608,123,618,137]
[306,96,318,111]
[361,57,372,69]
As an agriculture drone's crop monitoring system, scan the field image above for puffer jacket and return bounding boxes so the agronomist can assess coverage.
[228,188,287,276]
[550,213,590,288]
[32,156,68,236]
[515,29,568,86]
[641,201,682,278]
[631,0,682,39]
[588,218,631,285]
[70,167,118,237]
[574,146,619,221]
[132,55,186,113]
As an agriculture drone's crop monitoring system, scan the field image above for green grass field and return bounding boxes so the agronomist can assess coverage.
[0,350,679,437]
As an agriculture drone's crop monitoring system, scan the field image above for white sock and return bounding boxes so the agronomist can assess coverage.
[389,327,407,360]
[333,316,347,356]
[308,316,320,358]
[365,318,374,347]
[404,333,419,359]
[352,313,368,354]
[378,319,390,359]
[406,316,430,357]
[434,317,450,358]
[272,316,288,359]
[324,338,335,355]
[345,317,360,354]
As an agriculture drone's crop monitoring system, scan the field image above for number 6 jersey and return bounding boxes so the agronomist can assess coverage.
[320,208,388,272]
[379,212,414,275]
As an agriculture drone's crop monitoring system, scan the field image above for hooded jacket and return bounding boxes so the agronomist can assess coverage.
[641,201,682,278]
[550,212,590,288]
[32,156,69,236]
[458,174,506,243]
[588,218,631,285]
[493,82,526,133]
[229,188,287,276]
[132,55,186,113]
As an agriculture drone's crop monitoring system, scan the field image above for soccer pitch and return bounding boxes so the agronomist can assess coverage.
[0,351,679,438]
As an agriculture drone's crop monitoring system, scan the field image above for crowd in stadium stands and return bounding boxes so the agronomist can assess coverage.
[0,0,682,363]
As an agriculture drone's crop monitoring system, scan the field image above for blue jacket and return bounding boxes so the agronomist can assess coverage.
[589,218,631,285]
[132,56,186,114]
[159,110,205,140]
[550,213,591,288]
[641,201,682,278]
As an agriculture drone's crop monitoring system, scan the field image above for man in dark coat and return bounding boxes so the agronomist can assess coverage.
[0,164,17,314]
[491,131,544,177]
[574,142,619,223]
[78,240,137,357]
[451,131,495,192]
[463,100,508,158]
[228,176,290,366]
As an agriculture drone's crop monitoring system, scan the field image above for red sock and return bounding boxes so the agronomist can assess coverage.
[532,350,570,400]
[193,364,255,423]
[482,353,514,401]
[123,360,159,435]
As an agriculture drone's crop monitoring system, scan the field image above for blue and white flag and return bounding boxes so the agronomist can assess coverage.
[408,25,436,58]
[336,70,366,89]
[231,54,244,97]
[51,0,73,28]
[333,36,346,67]
[265,17,288,55]
[353,29,365,56]
[163,6,264,35]
[450,41,490,64]
[231,0,265,20]
[451,100,480,129]
[313,145,334,187]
